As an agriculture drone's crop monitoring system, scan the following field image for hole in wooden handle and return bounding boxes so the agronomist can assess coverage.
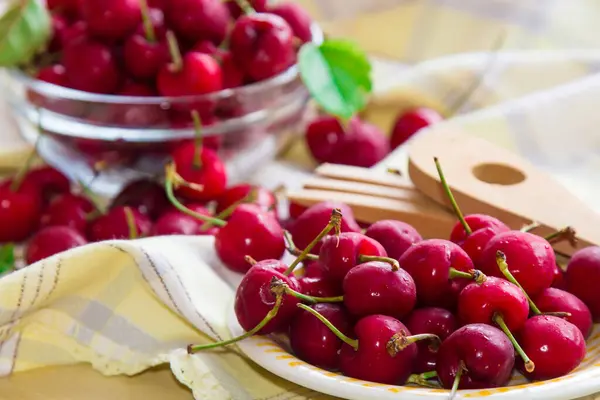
[472,163,526,185]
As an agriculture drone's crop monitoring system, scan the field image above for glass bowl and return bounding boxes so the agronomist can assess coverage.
[1,24,323,196]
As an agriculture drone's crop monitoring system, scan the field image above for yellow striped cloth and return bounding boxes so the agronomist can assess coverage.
[2,1,600,400]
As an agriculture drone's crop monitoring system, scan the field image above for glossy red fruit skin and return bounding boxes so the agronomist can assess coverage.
[50,14,69,52]
[319,232,387,282]
[166,0,230,44]
[62,21,88,47]
[25,226,88,265]
[299,261,343,297]
[390,107,443,149]
[0,182,42,243]
[81,0,141,41]
[157,52,223,97]
[193,42,246,89]
[365,220,422,261]
[288,201,362,253]
[123,34,170,80]
[63,40,120,94]
[533,287,593,339]
[22,166,70,204]
[41,193,94,235]
[551,264,566,290]
[269,2,313,43]
[458,276,529,331]
[343,262,416,320]
[134,7,167,39]
[230,13,295,81]
[234,260,300,334]
[215,204,285,273]
[404,307,458,373]
[152,204,215,236]
[516,315,586,381]
[437,324,515,389]
[305,115,344,164]
[450,214,510,267]
[289,303,352,370]
[226,0,267,19]
[47,0,82,18]
[87,206,153,241]
[37,64,69,87]
[566,246,600,321]
[340,315,417,384]
[215,184,276,215]
[111,179,170,220]
[171,145,227,202]
[480,230,556,297]
[288,202,307,220]
[398,239,475,308]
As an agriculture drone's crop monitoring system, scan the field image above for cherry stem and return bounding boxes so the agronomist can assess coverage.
[386,167,403,176]
[407,371,440,388]
[493,313,535,373]
[297,303,358,350]
[283,208,343,276]
[542,311,572,318]
[191,110,203,170]
[544,226,578,248]
[449,361,466,400]
[434,157,472,236]
[188,292,283,353]
[124,206,139,239]
[139,0,156,42]
[358,255,400,271]
[283,230,319,261]
[387,331,441,357]
[200,188,257,232]
[448,268,486,284]
[274,278,343,304]
[166,31,183,72]
[521,221,541,233]
[495,250,541,315]
[244,255,257,266]
[233,0,256,14]
[164,163,227,227]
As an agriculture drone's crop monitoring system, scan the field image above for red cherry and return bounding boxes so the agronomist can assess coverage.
[565,246,600,321]
[49,14,69,52]
[152,204,216,236]
[226,0,267,19]
[0,180,42,243]
[63,39,120,94]
[215,184,276,215]
[41,193,95,235]
[551,264,566,290]
[25,226,88,265]
[171,143,227,202]
[165,0,230,44]
[289,303,352,370]
[87,206,152,241]
[404,307,458,373]
[269,2,313,43]
[21,166,70,204]
[288,201,361,253]
[158,50,223,97]
[123,34,170,80]
[365,219,422,261]
[215,204,285,273]
[111,179,170,220]
[450,214,510,267]
[436,324,515,389]
[234,260,300,334]
[288,201,307,220]
[533,287,593,338]
[62,21,88,47]
[134,7,167,39]
[516,315,585,381]
[47,0,82,19]
[81,0,141,42]
[343,261,417,320]
[390,107,443,149]
[229,13,295,81]
[36,64,69,87]
[298,261,343,298]
[398,239,475,308]
[193,42,245,89]
[147,0,168,10]
[479,231,556,297]
[319,232,388,282]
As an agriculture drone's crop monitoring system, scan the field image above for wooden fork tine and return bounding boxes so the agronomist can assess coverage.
[314,163,415,190]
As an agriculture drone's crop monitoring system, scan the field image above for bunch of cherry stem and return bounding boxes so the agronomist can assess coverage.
[139,0,155,43]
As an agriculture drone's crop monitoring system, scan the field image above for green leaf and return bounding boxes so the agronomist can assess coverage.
[298,39,373,120]
[0,243,15,274]
[0,0,51,67]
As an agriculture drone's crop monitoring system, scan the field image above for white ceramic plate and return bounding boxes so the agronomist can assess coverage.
[228,309,600,400]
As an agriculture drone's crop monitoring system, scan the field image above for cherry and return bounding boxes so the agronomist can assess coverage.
[288,201,361,252]
[565,246,600,321]
[49,14,69,52]
[0,179,41,243]
[319,232,393,282]
[170,112,227,202]
[533,287,593,339]
[364,219,422,261]
[87,206,152,241]
[41,193,95,235]
[62,21,88,47]
[193,41,245,89]
[215,184,276,215]
[111,179,170,220]
[397,239,478,308]
[25,226,88,265]
[288,201,307,220]
[479,230,555,297]
[226,0,267,19]
[157,32,223,97]
[36,64,69,87]
[516,315,585,381]
[63,39,120,94]
[390,107,443,149]
[21,165,70,204]
[165,0,230,45]
[269,2,313,43]
[229,13,296,81]
[81,0,141,42]
[152,204,217,236]
[436,324,515,391]
[298,261,343,298]
[147,0,168,10]
[289,303,352,370]
[134,5,167,39]
[551,264,567,289]
[47,0,82,20]
[343,261,416,320]
[305,115,390,168]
